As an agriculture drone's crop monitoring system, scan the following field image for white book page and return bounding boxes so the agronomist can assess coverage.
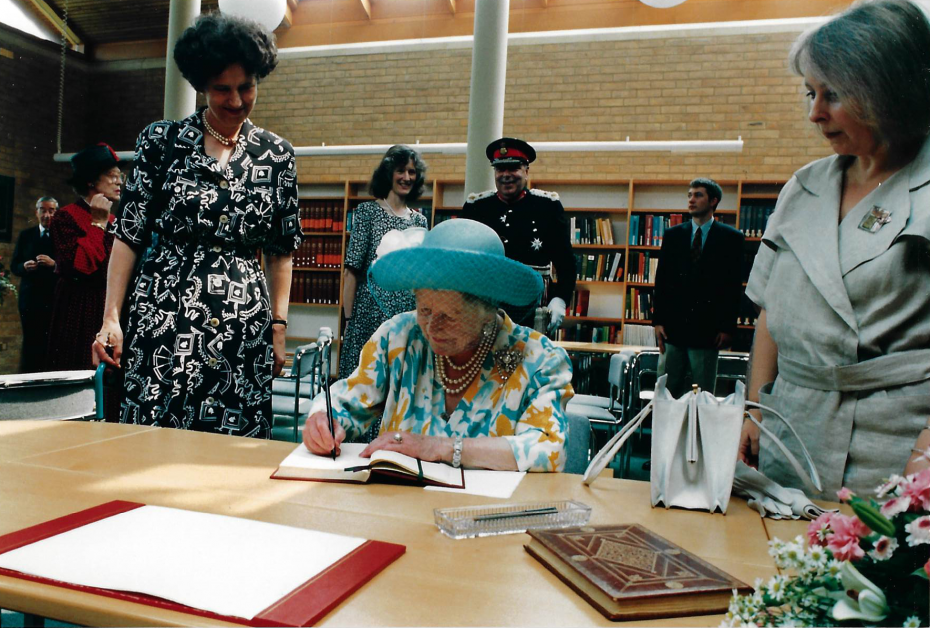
[0,505,366,620]
[279,442,371,471]
[425,470,526,498]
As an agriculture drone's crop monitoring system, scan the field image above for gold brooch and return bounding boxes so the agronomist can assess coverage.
[493,349,523,380]
[499,145,508,155]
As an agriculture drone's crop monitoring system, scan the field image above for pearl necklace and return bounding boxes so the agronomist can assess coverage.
[203,111,238,147]
[435,318,498,395]
[379,199,410,219]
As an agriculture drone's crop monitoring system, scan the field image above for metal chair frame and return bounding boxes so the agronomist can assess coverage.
[271,342,328,442]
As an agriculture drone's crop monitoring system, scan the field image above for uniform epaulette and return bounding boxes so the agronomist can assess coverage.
[529,188,560,201]
[465,189,497,204]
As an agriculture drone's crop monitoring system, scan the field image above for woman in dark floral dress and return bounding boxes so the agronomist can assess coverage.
[48,144,123,371]
[339,145,428,379]
[93,14,300,438]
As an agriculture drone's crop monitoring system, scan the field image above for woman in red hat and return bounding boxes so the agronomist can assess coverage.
[47,143,123,371]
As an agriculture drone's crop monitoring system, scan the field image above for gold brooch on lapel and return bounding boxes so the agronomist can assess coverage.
[858,206,893,234]
[493,349,524,382]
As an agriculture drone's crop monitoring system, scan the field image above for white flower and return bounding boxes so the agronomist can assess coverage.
[903,616,922,628]
[880,495,912,518]
[777,539,806,569]
[824,558,844,578]
[767,575,788,602]
[374,227,427,258]
[806,544,828,569]
[876,474,905,498]
[905,516,930,546]
[868,535,898,561]
[828,562,889,623]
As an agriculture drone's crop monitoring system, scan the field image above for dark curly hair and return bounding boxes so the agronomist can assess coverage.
[173,12,278,92]
[368,145,428,203]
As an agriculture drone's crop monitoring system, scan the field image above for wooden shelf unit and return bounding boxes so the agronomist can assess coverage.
[288,177,785,360]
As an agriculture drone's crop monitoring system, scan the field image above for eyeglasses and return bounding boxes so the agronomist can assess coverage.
[105,172,127,184]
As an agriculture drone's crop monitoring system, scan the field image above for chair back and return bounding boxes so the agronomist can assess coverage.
[714,353,749,396]
[0,368,104,421]
[563,411,593,474]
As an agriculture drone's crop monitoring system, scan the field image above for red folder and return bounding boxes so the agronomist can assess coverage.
[0,501,405,627]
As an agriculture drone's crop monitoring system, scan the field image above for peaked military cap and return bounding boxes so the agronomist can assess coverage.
[486,137,536,167]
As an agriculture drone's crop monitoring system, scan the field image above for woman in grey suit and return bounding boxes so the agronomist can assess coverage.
[738,0,930,495]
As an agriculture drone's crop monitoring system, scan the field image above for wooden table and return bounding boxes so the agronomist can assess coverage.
[0,421,787,627]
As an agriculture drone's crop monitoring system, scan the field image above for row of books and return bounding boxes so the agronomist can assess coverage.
[628,213,686,246]
[293,238,342,269]
[626,251,658,284]
[570,216,615,245]
[574,252,624,282]
[555,324,620,344]
[738,205,774,237]
[290,273,340,304]
[621,324,658,347]
[569,289,591,317]
[299,201,344,232]
[625,287,654,321]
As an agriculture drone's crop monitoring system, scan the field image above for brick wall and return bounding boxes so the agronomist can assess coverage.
[0,22,834,373]
[0,24,91,374]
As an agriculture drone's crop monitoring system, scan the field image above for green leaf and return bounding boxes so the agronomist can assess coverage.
[912,566,929,580]
[850,500,896,537]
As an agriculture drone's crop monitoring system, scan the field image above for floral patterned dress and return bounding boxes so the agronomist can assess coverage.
[111,109,301,437]
[312,311,574,472]
[339,201,427,378]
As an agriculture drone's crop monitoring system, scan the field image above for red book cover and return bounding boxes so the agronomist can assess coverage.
[577,290,590,317]
[0,501,405,627]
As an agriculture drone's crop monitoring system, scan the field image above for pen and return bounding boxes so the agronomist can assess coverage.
[473,507,559,522]
[318,328,337,461]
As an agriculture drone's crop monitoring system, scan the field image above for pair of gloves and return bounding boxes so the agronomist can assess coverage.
[733,461,838,520]
[545,297,566,336]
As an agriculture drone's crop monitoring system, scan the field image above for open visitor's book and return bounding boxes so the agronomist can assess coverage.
[272,442,466,489]
[525,524,751,621]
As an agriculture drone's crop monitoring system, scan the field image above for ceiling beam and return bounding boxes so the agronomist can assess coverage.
[359,0,372,20]
[447,0,456,14]
[25,0,81,46]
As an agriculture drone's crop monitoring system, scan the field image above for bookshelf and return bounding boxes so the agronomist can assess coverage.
[289,177,785,367]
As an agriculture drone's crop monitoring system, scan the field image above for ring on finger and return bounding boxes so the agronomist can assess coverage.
[393,432,403,444]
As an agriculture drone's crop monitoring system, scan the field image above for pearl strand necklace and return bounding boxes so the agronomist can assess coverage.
[203,111,238,147]
[436,319,498,395]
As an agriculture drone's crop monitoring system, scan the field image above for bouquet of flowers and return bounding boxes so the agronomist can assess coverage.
[0,256,17,306]
[724,456,930,627]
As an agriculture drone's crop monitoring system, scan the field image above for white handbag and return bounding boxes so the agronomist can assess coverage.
[583,375,823,514]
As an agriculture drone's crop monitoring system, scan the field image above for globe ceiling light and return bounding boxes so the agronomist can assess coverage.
[218,0,287,32]
[639,0,688,7]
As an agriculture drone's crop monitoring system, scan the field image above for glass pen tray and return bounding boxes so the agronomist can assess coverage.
[434,500,591,539]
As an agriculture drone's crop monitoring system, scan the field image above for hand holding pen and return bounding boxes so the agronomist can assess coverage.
[317,327,337,461]
[302,411,346,457]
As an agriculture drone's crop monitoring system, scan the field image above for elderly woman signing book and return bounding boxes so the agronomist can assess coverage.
[301,219,574,472]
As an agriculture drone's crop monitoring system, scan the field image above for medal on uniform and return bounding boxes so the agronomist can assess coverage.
[858,206,892,233]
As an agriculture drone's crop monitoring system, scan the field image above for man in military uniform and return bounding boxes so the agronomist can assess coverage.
[465,137,575,335]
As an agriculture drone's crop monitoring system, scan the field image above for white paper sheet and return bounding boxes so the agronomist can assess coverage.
[0,505,365,620]
[425,469,526,498]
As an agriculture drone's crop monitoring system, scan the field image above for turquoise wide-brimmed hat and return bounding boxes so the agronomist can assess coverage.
[369,219,543,307]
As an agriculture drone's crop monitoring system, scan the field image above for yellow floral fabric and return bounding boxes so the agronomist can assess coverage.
[310,311,574,472]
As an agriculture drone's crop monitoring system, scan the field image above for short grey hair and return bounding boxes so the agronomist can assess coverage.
[789,0,930,151]
[36,196,58,208]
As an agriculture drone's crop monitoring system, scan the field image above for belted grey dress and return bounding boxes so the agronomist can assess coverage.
[747,137,930,496]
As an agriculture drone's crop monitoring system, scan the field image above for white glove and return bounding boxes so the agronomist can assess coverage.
[546,297,566,335]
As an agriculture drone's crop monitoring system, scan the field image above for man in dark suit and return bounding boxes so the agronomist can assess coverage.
[653,178,743,397]
[12,197,59,372]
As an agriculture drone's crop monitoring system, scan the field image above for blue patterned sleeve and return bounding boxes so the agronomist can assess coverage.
[111,121,170,249]
[263,144,302,256]
[344,202,374,271]
[503,345,574,472]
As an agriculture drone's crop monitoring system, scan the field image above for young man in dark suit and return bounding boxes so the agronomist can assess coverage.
[653,178,744,397]
[12,197,59,372]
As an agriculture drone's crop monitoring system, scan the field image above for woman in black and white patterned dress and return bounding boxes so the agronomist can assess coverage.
[339,146,429,379]
[93,14,300,438]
